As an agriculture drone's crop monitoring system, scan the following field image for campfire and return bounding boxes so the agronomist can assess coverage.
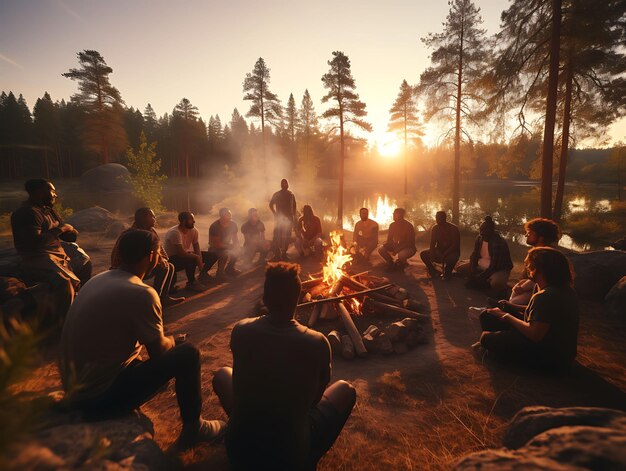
[297,231,429,359]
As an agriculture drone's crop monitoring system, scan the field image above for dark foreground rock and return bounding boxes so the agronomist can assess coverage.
[567,250,626,300]
[455,406,626,470]
[605,276,626,320]
[80,164,132,194]
[67,207,126,237]
[4,409,166,471]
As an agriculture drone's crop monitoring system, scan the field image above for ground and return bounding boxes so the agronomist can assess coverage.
[6,226,626,470]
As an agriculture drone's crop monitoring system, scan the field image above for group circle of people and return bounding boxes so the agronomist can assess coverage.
[5,177,580,469]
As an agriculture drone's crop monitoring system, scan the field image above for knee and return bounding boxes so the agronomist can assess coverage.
[176,342,200,365]
[479,331,493,349]
[335,380,357,407]
[419,249,430,262]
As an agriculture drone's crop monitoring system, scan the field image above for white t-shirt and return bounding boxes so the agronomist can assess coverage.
[478,241,491,271]
[164,225,199,256]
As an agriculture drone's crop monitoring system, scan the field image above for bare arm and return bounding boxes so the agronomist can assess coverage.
[500,312,550,343]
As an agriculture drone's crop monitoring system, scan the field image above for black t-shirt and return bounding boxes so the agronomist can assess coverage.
[11,202,64,256]
[241,220,265,246]
[209,220,238,250]
[270,189,296,219]
[525,285,579,366]
[227,316,331,470]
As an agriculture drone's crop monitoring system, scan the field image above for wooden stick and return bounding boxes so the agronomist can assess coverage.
[362,298,429,322]
[297,284,393,308]
[301,277,324,290]
[340,275,404,306]
[336,301,367,357]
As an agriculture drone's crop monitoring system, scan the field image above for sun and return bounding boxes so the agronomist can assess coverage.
[373,131,403,158]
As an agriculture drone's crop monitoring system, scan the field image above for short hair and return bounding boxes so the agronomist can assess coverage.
[360,207,369,212]
[525,218,561,245]
[394,207,406,218]
[248,208,257,215]
[178,211,193,223]
[263,262,302,319]
[25,179,51,194]
[117,229,159,265]
[135,207,152,221]
[219,207,230,217]
[435,211,447,221]
[525,247,574,288]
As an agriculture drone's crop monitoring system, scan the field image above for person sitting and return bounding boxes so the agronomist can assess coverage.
[378,208,416,271]
[475,247,579,370]
[163,212,205,292]
[295,205,324,259]
[202,208,241,281]
[212,262,356,470]
[59,231,92,288]
[495,218,561,310]
[352,207,379,261]
[420,210,460,280]
[10,179,81,325]
[111,207,184,307]
[456,216,513,294]
[241,208,270,265]
[59,230,225,446]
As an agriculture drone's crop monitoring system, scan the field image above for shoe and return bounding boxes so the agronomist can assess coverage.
[177,419,226,449]
[162,296,185,307]
[198,271,211,283]
[186,280,207,292]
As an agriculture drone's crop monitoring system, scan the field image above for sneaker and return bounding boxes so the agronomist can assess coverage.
[177,419,226,449]
[186,280,207,292]
[162,295,185,307]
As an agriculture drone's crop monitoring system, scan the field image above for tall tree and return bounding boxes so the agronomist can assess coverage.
[388,80,423,195]
[243,58,282,185]
[321,51,372,227]
[33,92,62,177]
[143,103,158,142]
[298,89,320,163]
[0,92,33,177]
[417,0,488,224]
[285,93,298,169]
[63,50,127,164]
[172,98,203,179]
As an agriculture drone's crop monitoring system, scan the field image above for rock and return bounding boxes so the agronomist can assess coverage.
[67,207,122,234]
[327,331,342,356]
[341,334,355,360]
[406,330,428,347]
[374,333,393,355]
[605,276,626,319]
[363,334,377,352]
[455,406,626,470]
[80,164,133,194]
[404,299,427,313]
[392,342,408,354]
[400,318,421,331]
[383,322,408,343]
[362,324,380,338]
[567,250,626,300]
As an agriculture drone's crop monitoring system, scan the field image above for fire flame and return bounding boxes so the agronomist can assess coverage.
[343,195,397,230]
[348,297,362,315]
[322,231,352,285]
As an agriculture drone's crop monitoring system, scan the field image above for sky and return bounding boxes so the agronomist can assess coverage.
[1,0,625,153]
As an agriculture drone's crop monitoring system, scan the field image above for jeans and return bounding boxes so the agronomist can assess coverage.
[420,249,460,276]
[169,254,198,284]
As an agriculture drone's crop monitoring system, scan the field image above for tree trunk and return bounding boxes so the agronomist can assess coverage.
[540,0,562,219]
[404,109,408,195]
[453,20,464,225]
[553,54,573,222]
[338,116,345,228]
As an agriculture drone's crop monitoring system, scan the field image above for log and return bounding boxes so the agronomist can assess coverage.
[374,333,393,355]
[336,302,368,357]
[320,302,338,320]
[362,324,380,338]
[362,298,429,322]
[301,277,324,290]
[393,342,409,354]
[296,284,393,308]
[341,275,406,306]
[328,330,342,355]
[308,304,322,327]
[341,334,355,359]
[319,280,343,319]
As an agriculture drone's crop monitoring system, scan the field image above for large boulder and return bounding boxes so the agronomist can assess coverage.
[455,406,626,470]
[80,164,132,194]
[67,207,126,237]
[605,276,626,320]
[567,250,626,300]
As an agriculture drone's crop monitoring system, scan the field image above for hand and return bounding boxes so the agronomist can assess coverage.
[175,333,188,345]
[197,257,204,272]
[484,307,506,317]
[60,223,74,233]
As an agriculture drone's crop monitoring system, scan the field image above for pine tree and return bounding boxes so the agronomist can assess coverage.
[321,51,372,227]
[417,0,488,224]
[125,132,167,211]
[388,80,423,195]
[143,104,158,142]
[33,92,62,177]
[63,50,127,164]
[285,93,299,169]
[243,58,283,185]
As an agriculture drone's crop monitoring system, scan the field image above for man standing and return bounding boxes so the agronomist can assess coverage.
[163,212,205,292]
[202,208,240,280]
[111,207,184,307]
[269,179,297,261]
[352,207,379,261]
[377,208,416,271]
[295,205,324,259]
[60,230,224,447]
[457,216,513,294]
[240,208,270,265]
[420,211,460,280]
[212,262,357,470]
[10,179,81,324]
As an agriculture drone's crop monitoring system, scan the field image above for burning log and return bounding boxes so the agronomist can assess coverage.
[341,275,407,307]
[308,304,322,327]
[296,284,392,309]
[336,302,367,357]
[301,277,324,290]
[341,335,355,359]
[362,298,429,322]
[319,280,343,320]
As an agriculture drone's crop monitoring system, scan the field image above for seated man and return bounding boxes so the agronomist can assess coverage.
[475,247,579,370]
[295,205,324,259]
[202,208,240,280]
[111,207,184,307]
[497,218,561,310]
[212,262,356,470]
[352,207,379,261]
[240,208,270,265]
[163,212,205,292]
[60,230,224,446]
[378,208,416,271]
[456,216,513,294]
[60,232,92,288]
[420,210,460,280]
[10,179,80,325]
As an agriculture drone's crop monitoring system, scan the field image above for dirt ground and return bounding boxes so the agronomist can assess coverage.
[7,226,626,470]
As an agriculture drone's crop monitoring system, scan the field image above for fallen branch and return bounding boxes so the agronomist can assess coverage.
[297,284,392,308]
[362,298,429,321]
[337,302,368,357]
